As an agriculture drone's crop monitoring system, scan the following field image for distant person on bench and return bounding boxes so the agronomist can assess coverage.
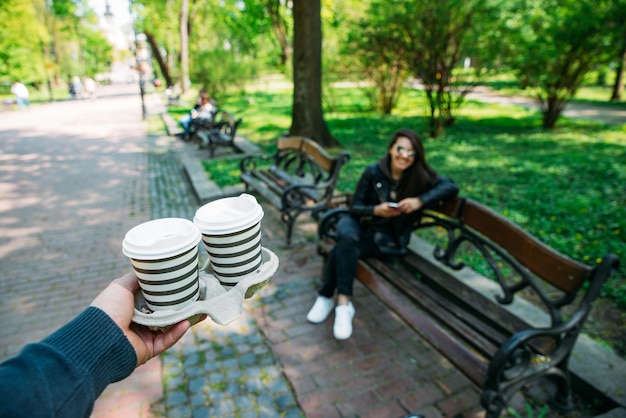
[179,90,217,141]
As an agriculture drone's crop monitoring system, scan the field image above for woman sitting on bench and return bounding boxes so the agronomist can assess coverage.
[306,128,459,340]
[179,90,217,141]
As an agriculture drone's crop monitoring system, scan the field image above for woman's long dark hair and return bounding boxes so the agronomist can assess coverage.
[388,128,439,199]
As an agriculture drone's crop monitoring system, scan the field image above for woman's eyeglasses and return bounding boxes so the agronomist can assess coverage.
[395,145,416,158]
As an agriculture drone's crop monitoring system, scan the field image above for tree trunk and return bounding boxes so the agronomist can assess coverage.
[542,96,566,129]
[610,46,625,101]
[290,0,338,147]
[179,0,190,92]
[144,30,173,87]
[264,0,290,67]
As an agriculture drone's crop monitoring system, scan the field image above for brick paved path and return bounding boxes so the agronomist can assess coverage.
[0,85,150,359]
[0,84,161,417]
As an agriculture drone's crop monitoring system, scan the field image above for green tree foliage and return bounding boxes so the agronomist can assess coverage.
[242,0,292,69]
[500,0,619,128]
[0,0,48,85]
[1,0,113,93]
[346,0,497,137]
[399,0,498,137]
[191,50,255,100]
[344,1,409,114]
[187,0,262,94]
[135,0,278,93]
[81,26,114,77]
[135,0,178,85]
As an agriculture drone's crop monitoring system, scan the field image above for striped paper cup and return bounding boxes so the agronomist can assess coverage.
[193,194,264,286]
[122,218,202,312]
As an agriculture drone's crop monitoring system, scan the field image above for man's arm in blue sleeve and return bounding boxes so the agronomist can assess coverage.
[0,307,136,418]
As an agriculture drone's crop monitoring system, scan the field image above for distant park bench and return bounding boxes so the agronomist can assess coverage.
[240,135,350,246]
[194,111,243,158]
[164,88,181,106]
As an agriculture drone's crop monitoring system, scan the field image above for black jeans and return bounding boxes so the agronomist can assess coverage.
[319,215,377,298]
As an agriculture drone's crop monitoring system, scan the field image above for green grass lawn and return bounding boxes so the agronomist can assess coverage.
[173,80,625,314]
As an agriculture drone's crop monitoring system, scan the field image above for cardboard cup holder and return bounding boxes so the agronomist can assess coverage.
[132,247,278,331]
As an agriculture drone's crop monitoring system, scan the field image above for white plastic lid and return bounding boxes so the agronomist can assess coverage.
[193,194,264,234]
[122,218,201,260]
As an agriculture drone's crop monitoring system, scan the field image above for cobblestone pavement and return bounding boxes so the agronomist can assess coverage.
[0,84,158,417]
[0,85,151,359]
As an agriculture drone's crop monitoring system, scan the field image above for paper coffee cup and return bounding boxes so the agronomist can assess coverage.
[193,194,264,285]
[122,218,202,312]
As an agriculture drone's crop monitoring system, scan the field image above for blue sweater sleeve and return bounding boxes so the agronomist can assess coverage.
[0,307,137,418]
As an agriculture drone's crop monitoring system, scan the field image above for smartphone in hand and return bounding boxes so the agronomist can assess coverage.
[388,202,399,209]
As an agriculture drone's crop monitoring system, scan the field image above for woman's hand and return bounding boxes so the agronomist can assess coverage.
[374,202,402,218]
[397,197,423,214]
[90,272,202,367]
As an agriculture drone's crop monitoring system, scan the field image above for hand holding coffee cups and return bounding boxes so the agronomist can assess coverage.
[123,194,270,329]
[90,272,197,367]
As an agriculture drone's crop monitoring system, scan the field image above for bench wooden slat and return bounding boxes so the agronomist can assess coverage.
[353,255,489,387]
[240,173,283,209]
[459,199,590,294]
[276,136,306,152]
[401,251,530,337]
[267,167,323,202]
[299,139,336,173]
[276,136,336,173]
[253,170,289,195]
[367,257,501,358]
[400,252,555,355]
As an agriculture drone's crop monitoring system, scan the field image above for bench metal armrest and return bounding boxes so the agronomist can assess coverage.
[240,154,274,174]
[280,181,334,211]
[317,208,350,241]
[481,315,585,416]
[482,253,620,416]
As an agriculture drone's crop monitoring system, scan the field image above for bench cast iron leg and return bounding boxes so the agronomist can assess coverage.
[281,211,295,246]
[481,390,506,418]
[547,366,574,413]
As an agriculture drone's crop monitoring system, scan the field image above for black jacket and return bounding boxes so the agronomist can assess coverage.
[350,163,459,235]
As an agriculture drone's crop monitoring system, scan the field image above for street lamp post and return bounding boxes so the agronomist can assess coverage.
[128,0,147,120]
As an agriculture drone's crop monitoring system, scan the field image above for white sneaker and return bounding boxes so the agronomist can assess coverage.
[306,296,335,323]
[333,303,355,340]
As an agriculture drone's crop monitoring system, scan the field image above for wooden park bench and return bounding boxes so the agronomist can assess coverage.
[195,111,242,157]
[164,88,181,106]
[240,135,350,246]
[317,195,620,417]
